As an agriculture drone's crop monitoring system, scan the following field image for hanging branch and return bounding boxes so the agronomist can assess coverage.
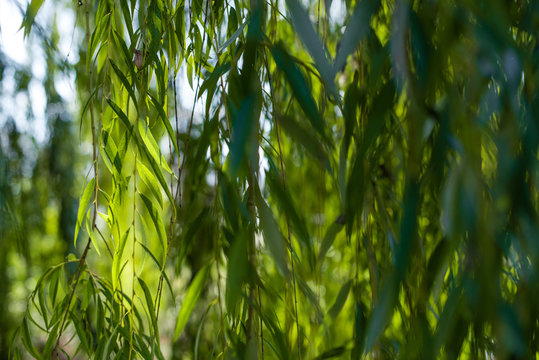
[53,0,99,355]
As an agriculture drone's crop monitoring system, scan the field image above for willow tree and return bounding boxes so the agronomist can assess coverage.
[11,0,539,358]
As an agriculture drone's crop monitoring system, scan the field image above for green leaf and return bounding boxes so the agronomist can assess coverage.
[138,241,175,302]
[137,159,163,208]
[318,216,345,265]
[225,229,248,315]
[73,314,91,353]
[314,346,346,359]
[138,277,160,341]
[266,168,313,263]
[198,62,231,99]
[175,5,186,52]
[328,279,352,319]
[74,177,95,247]
[148,92,180,157]
[112,228,131,292]
[21,316,40,359]
[85,213,101,256]
[106,98,175,207]
[174,264,211,340]
[20,0,45,38]
[297,276,323,321]
[277,115,331,170]
[219,19,247,53]
[138,120,173,175]
[109,59,139,113]
[113,30,137,81]
[138,193,167,256]
[271,44,326,139]
[119,0,134,41]
[333,0,379,73]
[365,274,398,352]
[194,300,217,360]
[255,185,289,277]
[285,0,335,93]
[228,95,257,176]
[145,0,163,67]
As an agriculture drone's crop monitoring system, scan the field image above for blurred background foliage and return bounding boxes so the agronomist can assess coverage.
[1,0,538,358]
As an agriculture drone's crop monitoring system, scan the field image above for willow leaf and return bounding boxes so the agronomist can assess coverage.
[255,184,289,278]
[137,159,163,208]
[333,0,379,73]
[112,228,131,292]
[219,19,247,53]
[148,92,179,157]
[85,213,101,256]
[139,241,174,302]
[328,280,352,319]
[106,98,174,207]
[109,59,138,113]
[138,120,173,175]
[74,178,95,247]
[138,278,160,342]
[271,45,326,139]
[318,217,344,265]
[21,0,45,38]
[138,193,167,255]
[285,0,335,92]
[174,264,210,340]
[21,317,40,359]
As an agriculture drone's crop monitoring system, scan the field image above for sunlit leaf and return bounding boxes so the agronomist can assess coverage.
[219,20,247,53]
[138,193,167,256]
[74,177,95,247]
[328,279,352,319]
[138,278,160,342]
[174,264,211,340]
[21,0,45,38]
[137,159,163,208]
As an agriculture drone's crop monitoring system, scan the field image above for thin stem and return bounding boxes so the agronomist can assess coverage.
[246,167,256,347]
[129,149,138,359]
[155,55,177,325]
[264,54,301,359]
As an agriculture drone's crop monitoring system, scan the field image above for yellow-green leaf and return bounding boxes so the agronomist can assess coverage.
[74,178,95,247]
[174,264,210,340]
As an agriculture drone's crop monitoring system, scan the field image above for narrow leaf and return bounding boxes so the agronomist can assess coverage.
[112,228,131,292]
[148,92,180,157]
[138,193,167,255]
[328,280,352,319]
[74,178,95,247]
[285,0,335,92]
[106,98,175,207]
[174,264,211,340]
[318,216,345,264]
[21,0,45,38]
[21,317,40,359]
[271,45,326,139]
[219,19,247,53]
[137,159,163,208]
[138,278,160,341]
[255,184,289,277]
[109,59,139,113]
[333,0,379,73]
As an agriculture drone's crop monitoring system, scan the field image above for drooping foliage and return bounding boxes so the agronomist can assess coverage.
[8,0,539,358]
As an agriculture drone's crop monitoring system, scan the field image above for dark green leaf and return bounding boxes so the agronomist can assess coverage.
[285,0,335,93]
